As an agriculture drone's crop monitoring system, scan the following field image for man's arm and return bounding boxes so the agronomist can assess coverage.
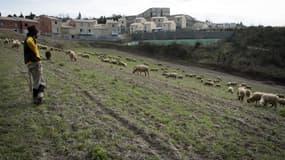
[26,37,40,59]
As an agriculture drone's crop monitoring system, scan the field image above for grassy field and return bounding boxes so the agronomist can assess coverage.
[1,31,285,160]
[127,39,220,46]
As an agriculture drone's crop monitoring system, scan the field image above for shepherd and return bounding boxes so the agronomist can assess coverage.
[24,25,46,105]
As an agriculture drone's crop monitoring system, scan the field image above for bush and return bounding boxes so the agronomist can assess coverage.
[90,144,109,160]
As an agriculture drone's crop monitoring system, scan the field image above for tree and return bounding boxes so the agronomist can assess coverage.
[77,12,81,19]
[8,14,12,17]
[0,12,1,17]
[13,14,17,17]
[19,12,24,18]
[25,12,36,19]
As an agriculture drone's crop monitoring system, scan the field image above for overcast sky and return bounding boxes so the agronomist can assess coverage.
[1,0,284,26]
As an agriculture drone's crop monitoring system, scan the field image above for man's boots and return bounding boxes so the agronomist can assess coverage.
[37,84,45,105]
[32,88,39,104]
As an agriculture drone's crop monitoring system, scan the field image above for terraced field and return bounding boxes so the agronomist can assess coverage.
[0,34,285,160]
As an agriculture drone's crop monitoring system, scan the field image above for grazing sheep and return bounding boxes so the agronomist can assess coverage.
[185,74,196,78]
[3,38,9,44]
[259,93,279,108]
[228,86,234,94]
[177,75,183,79]
[196,76,203,80]
[227,82,238,86]
[247,92,265,104]
[11,40,21,48]
[163,72,178,79]
[215,84,221,88]
[133,64,149,77]
[245,89,252,97]
[38,44,48,50]
[81,54,90,59]
[217,76,222,81]
[118,61,127,67]
[126,57,137,62]
[66,50,77,61]
[237,87,247,101]
[278,98,285,106]
[204,81,214,86]
[45,51,51,60]
[101,58,111,63]
[150,68,159,72]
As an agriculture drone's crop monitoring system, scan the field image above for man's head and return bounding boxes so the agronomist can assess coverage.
[27,25,38,38]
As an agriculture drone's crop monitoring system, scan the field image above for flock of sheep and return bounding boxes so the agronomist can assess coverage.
[2,37,285,109]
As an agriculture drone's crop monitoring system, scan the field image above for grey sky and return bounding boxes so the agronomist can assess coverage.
[0,0,284,26]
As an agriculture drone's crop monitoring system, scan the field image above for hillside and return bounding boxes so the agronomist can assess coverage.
[1,31,285,160]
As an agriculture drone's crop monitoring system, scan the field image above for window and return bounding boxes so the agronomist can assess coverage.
[112,24,114,27]
[24,23,28,27]
[0,22,4,27]
[80,22,83,27]
[88,23,90,27]
[55,21,57,24]
[80,29,83,32]
[88,29,91,32]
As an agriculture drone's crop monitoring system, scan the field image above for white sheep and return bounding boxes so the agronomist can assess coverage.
[259,93,279,108]
[163,72,178,79]
[278,98,285,106]
[247,92,265,104]
[227,86,234,94]
[133,64,149,77]
[237,87,246,101]
[11,40,21,48]
[66,50,77,61]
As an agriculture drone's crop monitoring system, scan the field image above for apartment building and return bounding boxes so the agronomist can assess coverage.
[138,8,170,18]
[0,17,39,34]
[39,15,62,35]
[162,21,176,31]
[174,15,186,29]
[151,17,168,28]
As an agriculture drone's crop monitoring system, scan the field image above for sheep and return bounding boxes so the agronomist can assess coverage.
[177,75,183,79]
[228,86,234,94]
[204,81,214,86]
[101,58,111,63]
[3,38,9,44]
[278,98,285,106]
[227,82,238,86]
[38,44,48,50]
[150,68,159,72]
[163,72,178,79]
[133,64,149,77]
[259,93,279,108]
[66,50,77,62]
[185,74,196,78]
[215,84,221,88]
[45,51,51,60]
[237,87,247,101]
[247,92,265,104]
[118,61,127,67]
[81,54,90,59]
[11,40,21,48]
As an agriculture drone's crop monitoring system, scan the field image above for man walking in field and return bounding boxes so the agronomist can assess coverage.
[24,25,46,105]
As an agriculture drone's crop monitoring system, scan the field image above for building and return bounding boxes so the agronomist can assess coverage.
[162,21,176,32]
[0,17,39,34]
[71,19,97,35]
[130,23,144,34]
[135,17,147,24]
[151,17,168,27]
[138,8,170,18]
[174,15,186,29]
[39,15,62,35]
[143,21,156,32]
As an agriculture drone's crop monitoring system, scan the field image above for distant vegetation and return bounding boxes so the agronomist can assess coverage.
[111,26,285,84]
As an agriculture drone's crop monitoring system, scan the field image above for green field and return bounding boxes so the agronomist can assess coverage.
[128,39,220,46]
[1,31,285,160]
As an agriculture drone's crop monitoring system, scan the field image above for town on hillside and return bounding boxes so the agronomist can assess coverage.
[0,8,244,41]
